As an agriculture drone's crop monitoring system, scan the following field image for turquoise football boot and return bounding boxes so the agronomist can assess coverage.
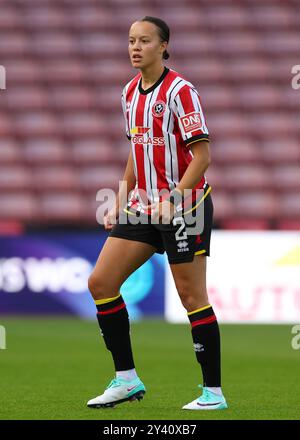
[182,384,228,410]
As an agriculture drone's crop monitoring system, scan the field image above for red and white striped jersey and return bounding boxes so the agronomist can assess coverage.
[121,66,210,215]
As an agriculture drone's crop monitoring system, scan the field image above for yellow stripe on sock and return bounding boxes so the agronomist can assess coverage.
[94,293,121,306]
[187,304,212,316]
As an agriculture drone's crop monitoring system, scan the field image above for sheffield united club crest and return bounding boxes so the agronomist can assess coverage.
[152,100,166,118]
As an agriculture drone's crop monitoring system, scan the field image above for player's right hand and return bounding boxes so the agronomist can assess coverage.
[103,207,118,230]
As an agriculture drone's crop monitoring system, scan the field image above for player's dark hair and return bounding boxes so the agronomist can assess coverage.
[140,16,170,60]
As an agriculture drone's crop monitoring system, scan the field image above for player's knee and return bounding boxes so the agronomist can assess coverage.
[179,294,197,311]
[88,273,107,300]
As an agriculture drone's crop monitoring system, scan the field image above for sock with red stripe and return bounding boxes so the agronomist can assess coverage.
[187,305,221,387]
[95,294,135,372]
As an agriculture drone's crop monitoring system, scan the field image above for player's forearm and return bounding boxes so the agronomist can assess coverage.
[116,150,136,210]
[175,141,211,195]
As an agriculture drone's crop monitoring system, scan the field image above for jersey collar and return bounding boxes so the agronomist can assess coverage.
[138,66,170,95]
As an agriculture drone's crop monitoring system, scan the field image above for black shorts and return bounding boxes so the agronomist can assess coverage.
[109,188,214,264]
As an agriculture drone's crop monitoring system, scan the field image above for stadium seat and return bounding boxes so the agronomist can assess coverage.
[59,112,107,138]
[271,166,300,191]
[5,60,41,85]
[22,7,68,30]
[0,167,32,192]
[47,87,94,110]
[40,61,87,84]
[261,139,300,163]
[0,0,298,229]
[0,193,37,221]
[0,33,29,57]
[223,166,272,191]
[14,113,58,137]
[0,7,22,31]
[39,193,84,222]
[4,87,48,111]
[23,139,68,164]
[71,140,120,165]
[0,140,21,164]
[232,192,278,219]
[280,194,300,219]
[32,166,78,191]
[212,139,260,164]
[209,191,234,222]
[222,219,270,230]
[78,166,124,193]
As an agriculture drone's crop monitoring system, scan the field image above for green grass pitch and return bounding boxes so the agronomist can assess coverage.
[0,317,299,420]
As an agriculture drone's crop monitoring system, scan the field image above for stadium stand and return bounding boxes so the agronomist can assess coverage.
[0,0,299,229]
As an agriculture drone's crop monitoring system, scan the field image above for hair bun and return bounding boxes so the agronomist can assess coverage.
[163,50,170,60]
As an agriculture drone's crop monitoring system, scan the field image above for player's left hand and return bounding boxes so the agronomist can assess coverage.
[146,200,176,224]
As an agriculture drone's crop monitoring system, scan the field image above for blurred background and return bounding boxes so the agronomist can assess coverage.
[0,0,299,323]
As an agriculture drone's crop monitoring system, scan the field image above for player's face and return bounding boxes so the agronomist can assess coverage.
[128,21,166,68]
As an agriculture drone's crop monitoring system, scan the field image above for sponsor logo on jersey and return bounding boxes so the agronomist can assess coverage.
[180,111,203,134]
[130,127,165,146]
[152,100,166,118]
[131,127,150,135]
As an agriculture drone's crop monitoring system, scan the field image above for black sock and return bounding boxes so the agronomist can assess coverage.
[96,295,135,371]
[187,305,221,387]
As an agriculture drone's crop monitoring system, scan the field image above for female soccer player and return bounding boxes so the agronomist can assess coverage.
[87,16,227,410]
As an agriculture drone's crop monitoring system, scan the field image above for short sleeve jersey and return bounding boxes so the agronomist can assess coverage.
[121,66,210,215]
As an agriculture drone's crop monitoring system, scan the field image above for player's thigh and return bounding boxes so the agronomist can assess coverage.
[88,237,157,299]
[169,254,209,310]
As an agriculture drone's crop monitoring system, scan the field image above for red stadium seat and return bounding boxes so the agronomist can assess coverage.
[59,112,107,138]
[5,60,41,85]
[205,166,224,190]
[278,220,300,230]
[223,165,272,191]
[0,33,29,57]
[0,0,299,228]
[222,219,269,230]
[261,139,300,163]
[209,191,234,222]
[201,86,236,111]
[271,166,300,192]
[39,192,84,222]
[40,61,87,84]
[32,166,78,192]
[4,87,48,111]
[71,140,119,165]
[0,166,32,191]
[279,194,300,219]
[0,7,22,31]
[30,33,77,57]
[235,86,281,110]
[204,6,248,30]
[88,61,135,86]
[0,140,21,164]
[78,166,124,193]
[14,113,58,137]
[171,34,213,57]
[232,192,278,219]
[0,193,37,221]
[212,139,260,164]
[23,139,68,164]
[47,87,94,110]
[22,7,68,30]
[0,114,13,136]
[213,33,260,56]
[177,59,225,84]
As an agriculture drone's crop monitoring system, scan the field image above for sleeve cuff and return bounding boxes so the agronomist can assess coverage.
[184,134,209,147]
